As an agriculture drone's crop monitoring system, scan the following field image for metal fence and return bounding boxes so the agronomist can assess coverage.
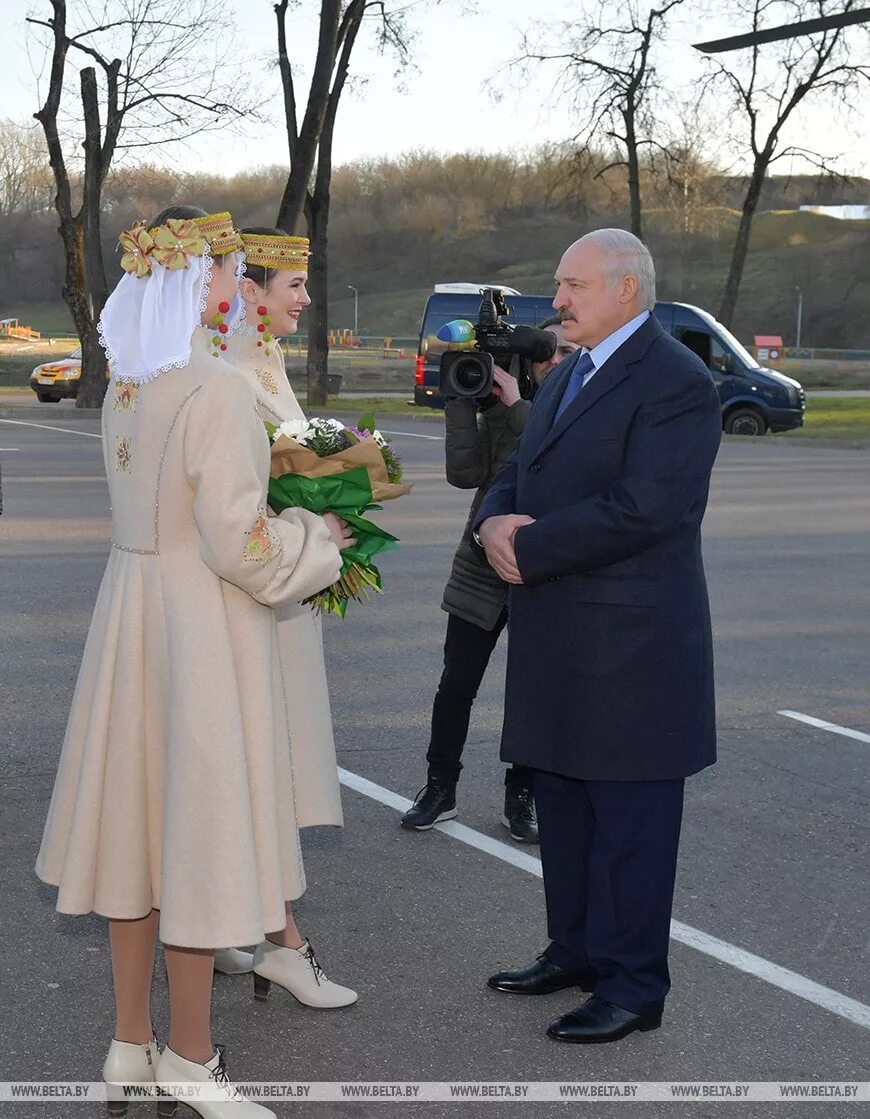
[779,347,870,362]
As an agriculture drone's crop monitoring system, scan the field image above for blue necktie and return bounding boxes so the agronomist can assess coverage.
[553,351,595,424]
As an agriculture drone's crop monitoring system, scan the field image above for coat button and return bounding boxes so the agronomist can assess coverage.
[530,462,542,473]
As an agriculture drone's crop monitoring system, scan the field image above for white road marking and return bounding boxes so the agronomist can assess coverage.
[0,447,21,451]
[0,418,101,439]
[379,428,444,442]
[338,766,870,1032]
[778,710,870,745]
[0,416,446,445]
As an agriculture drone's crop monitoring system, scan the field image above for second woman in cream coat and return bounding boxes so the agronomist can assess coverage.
[218,228,355,1008]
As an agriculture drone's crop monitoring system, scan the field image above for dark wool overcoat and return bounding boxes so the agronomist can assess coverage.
[475,316,722,781]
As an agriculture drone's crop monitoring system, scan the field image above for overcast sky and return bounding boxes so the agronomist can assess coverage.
[5,0,870,179]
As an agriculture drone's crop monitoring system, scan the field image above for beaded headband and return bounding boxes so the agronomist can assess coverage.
[241,232,310,273]
[192,211,244,256]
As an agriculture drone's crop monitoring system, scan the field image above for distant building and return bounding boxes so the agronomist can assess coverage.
[799,204,870,221]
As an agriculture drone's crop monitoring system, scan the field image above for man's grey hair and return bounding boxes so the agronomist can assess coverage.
[582,228,656,310]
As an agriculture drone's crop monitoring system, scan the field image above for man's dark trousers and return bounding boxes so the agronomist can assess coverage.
[427,610,533,790]
[535,770,685,1018]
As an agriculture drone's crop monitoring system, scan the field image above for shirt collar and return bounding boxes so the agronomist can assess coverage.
[583,309,651,371]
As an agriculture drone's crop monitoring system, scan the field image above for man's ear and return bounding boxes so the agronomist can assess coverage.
[619,275,638,305]
[239,276,261,305]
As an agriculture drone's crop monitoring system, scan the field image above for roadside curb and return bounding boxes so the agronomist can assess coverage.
[0,405,100,421]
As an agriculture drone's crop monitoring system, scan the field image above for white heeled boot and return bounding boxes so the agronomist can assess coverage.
[252,939,358,1008]
[213,948,254,975]
[102,1036,158,1117]
[155,1045,274,1119]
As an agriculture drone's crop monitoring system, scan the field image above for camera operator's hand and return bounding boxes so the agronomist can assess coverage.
[478,514,535,585]
[491,365,521,407]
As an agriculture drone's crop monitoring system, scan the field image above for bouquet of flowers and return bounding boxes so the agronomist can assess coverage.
[265,413,411,617]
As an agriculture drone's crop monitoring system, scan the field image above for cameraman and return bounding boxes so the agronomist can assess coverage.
[401,318,578,841]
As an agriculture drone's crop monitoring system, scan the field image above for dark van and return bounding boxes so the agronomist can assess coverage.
[414,289,805,435]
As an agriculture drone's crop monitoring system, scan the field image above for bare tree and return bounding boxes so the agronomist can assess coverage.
[705,0,870,326]
[515,0,688,239]
[0,120,53,217]
[273,0,415,405]
[28,0,252,407]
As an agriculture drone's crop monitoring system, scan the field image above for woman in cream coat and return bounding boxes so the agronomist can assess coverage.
[216,228,356,1010]
[35,207,353,1119]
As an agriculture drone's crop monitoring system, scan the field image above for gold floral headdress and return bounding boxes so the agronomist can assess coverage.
[118,211,242,276]
[240,231,310,273]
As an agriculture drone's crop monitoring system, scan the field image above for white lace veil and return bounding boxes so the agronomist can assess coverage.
[98,212,246,384]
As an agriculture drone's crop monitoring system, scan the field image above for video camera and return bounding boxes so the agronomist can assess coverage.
[437,289,557,400]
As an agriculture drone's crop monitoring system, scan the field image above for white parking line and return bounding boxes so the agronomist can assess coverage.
[379,428,444,442]
[778,710,870,745]
[338,767,870,1032]
[0,418,101,439]
[0,416,446,444]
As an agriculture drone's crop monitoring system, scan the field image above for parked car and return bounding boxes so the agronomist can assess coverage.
[30,348,84,402]
[414,288,805,435]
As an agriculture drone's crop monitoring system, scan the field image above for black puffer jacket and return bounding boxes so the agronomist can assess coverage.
[440,396,531,630]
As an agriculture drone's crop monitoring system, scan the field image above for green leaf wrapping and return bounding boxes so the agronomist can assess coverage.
[267,464,400,616]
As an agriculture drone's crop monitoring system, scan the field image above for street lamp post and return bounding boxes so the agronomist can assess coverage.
[795,287,803,348]
[347,284,359,339]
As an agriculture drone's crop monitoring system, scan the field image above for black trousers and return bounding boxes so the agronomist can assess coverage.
[426,610,533,790]
[535,770,685,1018]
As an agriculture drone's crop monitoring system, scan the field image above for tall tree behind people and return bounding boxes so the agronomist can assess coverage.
[704,0,870,327]
[513,0,688,240]
[27,0,253,407]
[273,0,415,406]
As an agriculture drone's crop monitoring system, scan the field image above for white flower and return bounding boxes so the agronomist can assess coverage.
[275,418,312,444]
[372,430,387,448]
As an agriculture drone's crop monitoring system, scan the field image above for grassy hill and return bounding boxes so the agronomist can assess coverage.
[8,207,870,350]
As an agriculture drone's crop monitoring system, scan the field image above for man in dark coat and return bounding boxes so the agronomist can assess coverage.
[401,320,577,841]
[475,229,721,1044]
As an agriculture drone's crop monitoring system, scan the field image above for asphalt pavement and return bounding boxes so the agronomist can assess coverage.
[0,414,869,1117]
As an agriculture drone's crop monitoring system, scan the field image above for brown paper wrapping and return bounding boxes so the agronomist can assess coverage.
[269,434,412,502]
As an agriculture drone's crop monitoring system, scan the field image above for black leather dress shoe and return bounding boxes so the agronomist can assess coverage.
[487,954,594,995]
[547,995,662,1044]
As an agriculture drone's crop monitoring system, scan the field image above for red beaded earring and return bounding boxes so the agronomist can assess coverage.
[211,300,231,358]
[256,304,273,357]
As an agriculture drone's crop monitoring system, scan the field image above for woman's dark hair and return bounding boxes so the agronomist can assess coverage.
[149,204,208,226]
[241,226,287,289]
[540,315,563,330]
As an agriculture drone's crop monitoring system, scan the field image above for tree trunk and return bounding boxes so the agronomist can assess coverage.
[624,105,643,239]
[718,156,769,327]
[79,65,109,408]
[275,0,342,235]
[305,191,330,406]
[79,324,107,407]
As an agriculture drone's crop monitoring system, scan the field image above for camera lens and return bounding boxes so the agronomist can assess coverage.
[454,357,486,393]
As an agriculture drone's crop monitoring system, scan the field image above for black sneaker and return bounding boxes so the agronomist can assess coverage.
[503,785,538,843]
[401,780,457,830]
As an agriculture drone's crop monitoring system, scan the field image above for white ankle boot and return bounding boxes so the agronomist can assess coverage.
[252,940,357,1008]
[213,948,254,975]
[102,1037,158,1116]
[156,1046,274,1119]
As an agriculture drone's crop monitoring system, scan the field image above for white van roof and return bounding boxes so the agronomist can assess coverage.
[433,282,522,296]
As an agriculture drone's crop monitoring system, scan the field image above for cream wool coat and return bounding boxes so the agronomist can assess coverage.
[223,327,343,829]
[35,327,342,949]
